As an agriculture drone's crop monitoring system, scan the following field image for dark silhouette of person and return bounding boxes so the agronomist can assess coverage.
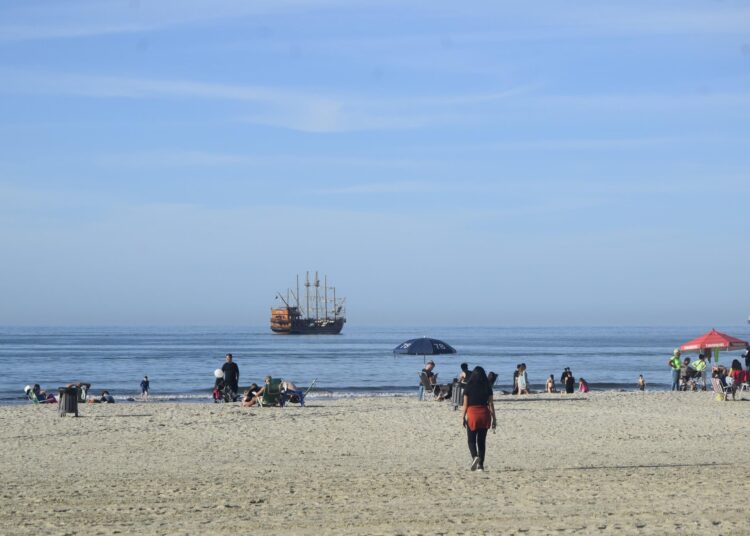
[221,353,240,399]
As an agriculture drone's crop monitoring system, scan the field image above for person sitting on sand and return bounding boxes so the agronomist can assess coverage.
[242,376,272,407]
[578,378,589,393]
[241,383,262,405]
[545,374,556,393]
[679,357,693,390]
[88,390,115,404]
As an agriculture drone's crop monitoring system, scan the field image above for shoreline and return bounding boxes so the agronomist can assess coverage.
[1,383,680,406]
[2,392,749,534]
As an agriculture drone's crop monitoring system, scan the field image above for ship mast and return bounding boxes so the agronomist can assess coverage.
[305,271,310,318]
[315,271,320,320]
[324,275,328,320]
[296,274,300,309]
[333,286,337,320]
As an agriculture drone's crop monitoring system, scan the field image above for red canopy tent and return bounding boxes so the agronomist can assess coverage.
[679,329,748,361]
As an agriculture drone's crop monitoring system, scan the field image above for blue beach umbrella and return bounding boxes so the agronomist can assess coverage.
[393,337,457,363]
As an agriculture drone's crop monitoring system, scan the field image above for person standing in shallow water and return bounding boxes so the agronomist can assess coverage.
[221,353,240,400]
[461,366,496,472]
[140,375,150,400]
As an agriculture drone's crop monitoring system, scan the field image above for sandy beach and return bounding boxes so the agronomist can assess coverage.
[1,391,749,535]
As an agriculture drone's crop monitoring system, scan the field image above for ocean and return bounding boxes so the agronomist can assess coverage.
[2,325,748,404]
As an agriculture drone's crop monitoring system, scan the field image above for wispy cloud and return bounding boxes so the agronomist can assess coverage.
[488,136,682,151]
[0,0,362,42]
[93,150,424,169]
[316,181,441,195]
[1,70,528,133]
[554,3,750,37]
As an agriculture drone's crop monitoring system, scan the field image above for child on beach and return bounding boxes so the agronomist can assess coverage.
[140,375,150,400]
[638,375,645,391]
[545,374,556,393]
[578,378,589,393]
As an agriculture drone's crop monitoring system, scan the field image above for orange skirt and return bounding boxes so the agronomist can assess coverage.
[466,405,491,431]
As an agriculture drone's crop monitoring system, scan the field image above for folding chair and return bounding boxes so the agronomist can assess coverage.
[417,371,437,401]
[257,378,283,407]
[280,379,317,407]
[711,377,732,401]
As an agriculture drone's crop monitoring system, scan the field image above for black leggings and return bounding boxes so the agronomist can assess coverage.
[467,427,488,464]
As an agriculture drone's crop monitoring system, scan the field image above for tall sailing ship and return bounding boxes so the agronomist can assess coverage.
[270,272,346,334]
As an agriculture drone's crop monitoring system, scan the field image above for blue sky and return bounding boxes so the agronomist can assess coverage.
[1,1,749,326]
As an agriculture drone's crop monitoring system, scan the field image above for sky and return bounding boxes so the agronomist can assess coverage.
[1,0,749,326]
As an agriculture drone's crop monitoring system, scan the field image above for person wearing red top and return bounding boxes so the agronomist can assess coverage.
[729,360,744,400]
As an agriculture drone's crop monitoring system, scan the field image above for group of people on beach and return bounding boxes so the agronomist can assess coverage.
[668,348,750,396]
[516,365,591,394]
[421,360,595,472]
[211,353,302,407]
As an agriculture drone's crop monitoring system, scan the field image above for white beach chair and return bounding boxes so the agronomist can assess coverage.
[711,377,732,401]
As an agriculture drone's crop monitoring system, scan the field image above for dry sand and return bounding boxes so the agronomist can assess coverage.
[1,391,749,535]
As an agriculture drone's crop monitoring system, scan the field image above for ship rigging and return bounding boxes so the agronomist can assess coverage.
[270,271,346,334]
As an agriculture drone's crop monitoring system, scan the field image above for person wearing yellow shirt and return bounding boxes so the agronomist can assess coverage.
[668,349,681,391]
[690,354,708,391]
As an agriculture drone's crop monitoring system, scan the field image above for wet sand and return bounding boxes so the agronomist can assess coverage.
[1,391,749,535]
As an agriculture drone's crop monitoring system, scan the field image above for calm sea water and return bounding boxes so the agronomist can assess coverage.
[2,325,748,404]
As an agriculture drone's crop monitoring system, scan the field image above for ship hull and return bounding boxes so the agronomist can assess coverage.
[271,317,345,335]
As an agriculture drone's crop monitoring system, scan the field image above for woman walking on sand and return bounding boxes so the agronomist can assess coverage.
[461,366,496,472]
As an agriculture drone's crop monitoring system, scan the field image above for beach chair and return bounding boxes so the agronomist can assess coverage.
[711,377,732,401]
[257,378,283,407]
[280,379,317,407]
[417,371,437,401]
[26,389,55,405]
